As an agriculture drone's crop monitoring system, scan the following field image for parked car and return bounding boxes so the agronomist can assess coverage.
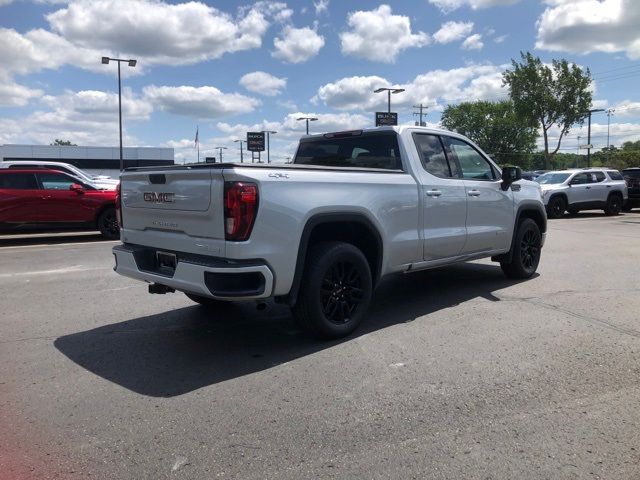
[0,161,118,190]
[0,169,119,239]
[622,167,640,211]
[113,126,547,339]
[522,170,548,181]
[536,168,628,218]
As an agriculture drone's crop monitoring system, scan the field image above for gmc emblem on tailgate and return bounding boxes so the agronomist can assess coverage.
[143,192,174,203]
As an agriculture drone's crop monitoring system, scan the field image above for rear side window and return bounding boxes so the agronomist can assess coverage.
[0,173,39,189]
[412,133,456,178]
[607,171,623,180]
[592,172,605,182]
[294,132,402,170]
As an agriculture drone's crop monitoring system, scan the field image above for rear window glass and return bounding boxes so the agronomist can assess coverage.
[0,173,39,189]
[607,171,623,180]
[294,132,402,170]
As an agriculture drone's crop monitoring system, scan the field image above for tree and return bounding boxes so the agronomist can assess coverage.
[440,100,537,167]
[503,51,592,170]
[51,139,77,146]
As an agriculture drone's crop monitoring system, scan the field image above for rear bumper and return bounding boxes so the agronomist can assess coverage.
[112,244,274,300]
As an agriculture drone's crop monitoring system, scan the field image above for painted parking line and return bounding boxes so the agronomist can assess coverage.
[0,265,112,278]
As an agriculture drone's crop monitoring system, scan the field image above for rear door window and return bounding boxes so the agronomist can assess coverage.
[593,172,605,182]
[412,133,459,178]
[0,173,39,189]
[607,171,623,180]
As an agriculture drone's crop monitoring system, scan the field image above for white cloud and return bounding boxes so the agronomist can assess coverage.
[45,0,276,65]
[0,80,43,107]
[240,71,287,96]
[0,0,15,5]
[314,65,507,112]
[315,75,391,111]
[462,33,484,50]
[272,25,325,63]
[433,21,474,44]
[143,85,260,119]
[428,0,520,13]
[340,5,430,63]
[314,0,329,15]
[41,89,153,121]
[494,34,508,43]
[536,0,640,60]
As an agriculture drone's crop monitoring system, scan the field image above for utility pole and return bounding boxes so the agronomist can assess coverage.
[413,104,427,126]
[262,131,277,164]
[586,108,605,167]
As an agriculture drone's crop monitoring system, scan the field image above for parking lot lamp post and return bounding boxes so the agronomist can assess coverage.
[215,146,227,163]
[374,87,405,113]
[102,56,137,172]
[262,131,277,163]
[234,139,245,163]
[586,108,605,167]
[296,117,318,135]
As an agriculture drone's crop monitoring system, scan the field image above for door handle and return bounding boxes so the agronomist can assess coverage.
[585,186,591,189]
[425,189,442,197]
[606,185,612,188]
[467,190,481,197]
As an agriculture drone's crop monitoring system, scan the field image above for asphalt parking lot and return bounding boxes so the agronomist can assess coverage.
[1,213,640,480]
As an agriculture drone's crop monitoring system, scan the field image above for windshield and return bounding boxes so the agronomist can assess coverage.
[535,172,570,184]
[294,131,402,170]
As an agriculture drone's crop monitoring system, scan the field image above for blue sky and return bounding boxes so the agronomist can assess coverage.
[1,0,639,163]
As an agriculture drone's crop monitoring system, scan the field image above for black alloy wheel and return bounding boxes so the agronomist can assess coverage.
[293,241,372,339]
[501,218,542,279]
[320,260,365,324]
[547,196,566,219]
[98,208,119,240]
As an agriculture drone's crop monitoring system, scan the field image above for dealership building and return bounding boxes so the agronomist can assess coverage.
[0,144,174,177]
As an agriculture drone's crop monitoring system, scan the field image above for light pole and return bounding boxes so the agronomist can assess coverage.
[606,108,615,153]
[586,108,605,167]
[234,139,245,163]
[297,117,318,135]
[262,131,277,163]
[215,146,227,163]
[102,56,137,172]
[374,87,405,113]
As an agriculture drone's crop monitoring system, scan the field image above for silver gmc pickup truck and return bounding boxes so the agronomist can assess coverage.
[113,126,547,338]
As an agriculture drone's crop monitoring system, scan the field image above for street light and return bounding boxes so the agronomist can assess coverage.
[101,56,137,172]
[234,139,245,163]
[296,117,318,135]
[374,87,405,113]
[214,146,227,163]
[606,108,615,154]
[585,108,605,167]
[262,130,277,163]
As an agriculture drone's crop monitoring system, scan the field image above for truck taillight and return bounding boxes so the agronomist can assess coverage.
[224,182,258,241]
[115,182,122,227]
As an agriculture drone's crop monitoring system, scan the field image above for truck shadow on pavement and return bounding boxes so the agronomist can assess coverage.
[55,262,535,397]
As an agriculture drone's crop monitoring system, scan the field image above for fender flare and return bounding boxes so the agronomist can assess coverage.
[285,212,384,306]
[494,202,547,264]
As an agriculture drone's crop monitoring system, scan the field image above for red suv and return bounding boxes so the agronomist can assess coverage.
[0,169,119,239]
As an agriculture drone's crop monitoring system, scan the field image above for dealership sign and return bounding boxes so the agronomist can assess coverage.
[247,132,266,152]
[375,112,398,126]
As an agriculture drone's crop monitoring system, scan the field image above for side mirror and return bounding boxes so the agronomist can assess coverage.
[501,166,522,190]
[70,183,85,194]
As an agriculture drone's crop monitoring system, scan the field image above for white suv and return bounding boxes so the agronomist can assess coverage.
[0,161,118,190]
[536,168,628,218]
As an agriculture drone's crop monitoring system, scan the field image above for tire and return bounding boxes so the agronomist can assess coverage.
[97,207,120,240]
[546,196,566,219]
[500,218,542,279]
[604,193,622,216]
[185,293,227,308]
[293,241,372,340]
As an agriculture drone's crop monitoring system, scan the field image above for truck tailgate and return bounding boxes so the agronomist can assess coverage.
[121,169,225,240]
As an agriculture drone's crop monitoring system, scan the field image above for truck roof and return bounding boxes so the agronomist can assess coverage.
[299,125,462,140]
